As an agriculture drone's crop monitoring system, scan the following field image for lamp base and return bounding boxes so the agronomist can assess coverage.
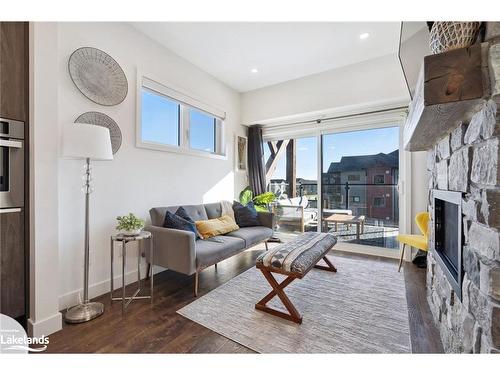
[64,302,104,324]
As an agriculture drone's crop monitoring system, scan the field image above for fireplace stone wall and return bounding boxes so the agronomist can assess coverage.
[426,66,500,352]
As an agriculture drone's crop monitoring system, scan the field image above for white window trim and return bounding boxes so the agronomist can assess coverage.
[136,70,227,160]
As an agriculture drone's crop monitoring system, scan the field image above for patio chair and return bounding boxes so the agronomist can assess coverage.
[272,196,316,232]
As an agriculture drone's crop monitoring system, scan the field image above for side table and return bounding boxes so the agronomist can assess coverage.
[110,231,153,314]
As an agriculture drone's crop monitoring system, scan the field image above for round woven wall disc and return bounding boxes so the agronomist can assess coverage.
[74,111,122,154]
[69,47,128,106]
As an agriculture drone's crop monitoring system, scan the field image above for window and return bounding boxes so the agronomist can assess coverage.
[189,109,216,153]
[352,196,360,203]
[138,76,225,157]
[348,174,360,181]
[373,197,386,207]
[374,174,385,184]
[141,88,180,146]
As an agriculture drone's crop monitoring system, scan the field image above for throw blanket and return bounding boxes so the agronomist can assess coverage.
[221,200,235,220]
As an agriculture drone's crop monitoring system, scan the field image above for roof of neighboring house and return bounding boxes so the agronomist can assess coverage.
[326,149,398,174]
[297,178,317,184]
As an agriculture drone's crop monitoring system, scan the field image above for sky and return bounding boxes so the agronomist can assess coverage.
[264,126,399,180]
[141,89,216,152]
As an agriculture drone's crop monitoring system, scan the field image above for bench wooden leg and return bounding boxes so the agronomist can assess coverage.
[255,268,302,324]
[313,255,337,272]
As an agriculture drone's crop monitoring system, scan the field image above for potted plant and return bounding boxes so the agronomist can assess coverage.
[116,213,145,236]
[239,186,277,212]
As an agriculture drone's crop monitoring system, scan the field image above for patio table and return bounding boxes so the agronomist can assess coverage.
[323,214,366,240]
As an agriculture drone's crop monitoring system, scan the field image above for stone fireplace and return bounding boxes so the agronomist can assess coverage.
[403,25,500,353]
[426,98,500,353]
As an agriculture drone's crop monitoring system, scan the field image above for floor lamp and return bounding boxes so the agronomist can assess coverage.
[62,124,113,323]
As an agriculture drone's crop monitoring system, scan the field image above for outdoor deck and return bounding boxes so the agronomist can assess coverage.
[275,218,399,249]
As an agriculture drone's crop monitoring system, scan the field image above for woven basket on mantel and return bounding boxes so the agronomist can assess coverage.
[429,22,481,54]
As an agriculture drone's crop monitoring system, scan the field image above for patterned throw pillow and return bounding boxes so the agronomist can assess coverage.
[232,201,260,227]
[175,206,202,239]
[163,211,198,238]
[175,206,192,222]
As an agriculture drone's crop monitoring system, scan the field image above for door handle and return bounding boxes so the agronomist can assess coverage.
[0,208,22,213]
[0,139,22,148]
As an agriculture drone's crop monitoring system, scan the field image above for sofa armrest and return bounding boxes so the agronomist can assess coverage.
[144,225,197,276]
[258,211,275,229]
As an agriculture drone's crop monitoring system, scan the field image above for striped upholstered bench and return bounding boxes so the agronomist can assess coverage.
[255,232,337,324]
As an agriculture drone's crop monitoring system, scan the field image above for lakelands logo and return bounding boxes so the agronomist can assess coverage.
[0,314,49,353]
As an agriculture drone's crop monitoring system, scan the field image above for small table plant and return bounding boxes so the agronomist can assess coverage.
[116,213,145,236]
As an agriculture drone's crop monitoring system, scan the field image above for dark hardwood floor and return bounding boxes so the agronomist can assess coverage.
[44,243,443,353]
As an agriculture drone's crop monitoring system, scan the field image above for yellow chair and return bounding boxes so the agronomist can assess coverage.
[397,212,430,272]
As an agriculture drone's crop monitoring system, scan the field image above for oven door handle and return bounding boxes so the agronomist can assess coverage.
[0,208,22,214]
[0,139,22,148]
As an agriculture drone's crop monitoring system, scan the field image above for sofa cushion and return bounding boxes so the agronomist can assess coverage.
[150,204,208,226]
[195,236,246,269]
[163,211,198,237]
[195,215,239,239]
[233,201,260,227]
[204,202,222,219]
[225,226,273,247]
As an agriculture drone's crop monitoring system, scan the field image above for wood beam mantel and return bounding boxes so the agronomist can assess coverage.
[404,42,489,151]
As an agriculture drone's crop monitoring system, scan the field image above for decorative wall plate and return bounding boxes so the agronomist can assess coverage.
[75,112,122,154]
[69,47,128,106]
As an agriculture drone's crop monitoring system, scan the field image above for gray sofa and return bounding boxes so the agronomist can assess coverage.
[144,202,274,296]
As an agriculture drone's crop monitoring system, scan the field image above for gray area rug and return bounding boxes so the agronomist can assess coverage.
[178,256,412,353]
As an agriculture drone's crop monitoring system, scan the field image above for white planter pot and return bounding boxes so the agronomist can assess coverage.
[120,228,142,236]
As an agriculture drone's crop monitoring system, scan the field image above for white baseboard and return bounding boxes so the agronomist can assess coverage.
[59,267,147,310]
[28,312,63,337]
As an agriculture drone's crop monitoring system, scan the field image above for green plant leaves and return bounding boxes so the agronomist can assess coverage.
[116,212,145,231]
[239,186,253,206]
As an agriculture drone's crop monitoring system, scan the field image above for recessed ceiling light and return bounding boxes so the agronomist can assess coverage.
[359,32,370,40]
[251,68,258,74]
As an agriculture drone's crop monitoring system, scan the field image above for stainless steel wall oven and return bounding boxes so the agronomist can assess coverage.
[0,118,24,209]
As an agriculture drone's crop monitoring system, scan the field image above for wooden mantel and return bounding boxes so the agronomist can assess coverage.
[404,43,489,151]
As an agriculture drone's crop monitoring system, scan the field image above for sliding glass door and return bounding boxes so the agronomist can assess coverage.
[264,136,319,235]
[321,126,400,251]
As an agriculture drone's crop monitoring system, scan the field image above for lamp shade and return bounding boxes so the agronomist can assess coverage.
[62,123,113,161]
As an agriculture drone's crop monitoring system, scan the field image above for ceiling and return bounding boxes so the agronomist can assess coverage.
[131,22,403,93]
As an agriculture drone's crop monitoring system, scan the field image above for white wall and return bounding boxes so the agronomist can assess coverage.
[31,22,246,334]
[241,53,409,125]
[28,22,62,338]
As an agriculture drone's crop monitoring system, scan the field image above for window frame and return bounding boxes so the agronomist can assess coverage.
[136,73,227,159]
[373,196,386,208]
[373,174,385,184]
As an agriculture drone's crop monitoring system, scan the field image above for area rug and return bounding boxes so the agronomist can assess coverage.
[177,256,412,353]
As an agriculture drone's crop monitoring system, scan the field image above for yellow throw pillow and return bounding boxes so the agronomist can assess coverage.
[195,215,239,239]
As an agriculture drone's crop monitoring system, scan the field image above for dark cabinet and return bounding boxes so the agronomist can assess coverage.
[0,21,28,322]
[0,22,27,122]
[0,209,25,318]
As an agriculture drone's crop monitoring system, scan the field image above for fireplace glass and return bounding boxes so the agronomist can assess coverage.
[435,198,459,278]
[433,189,463,300]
